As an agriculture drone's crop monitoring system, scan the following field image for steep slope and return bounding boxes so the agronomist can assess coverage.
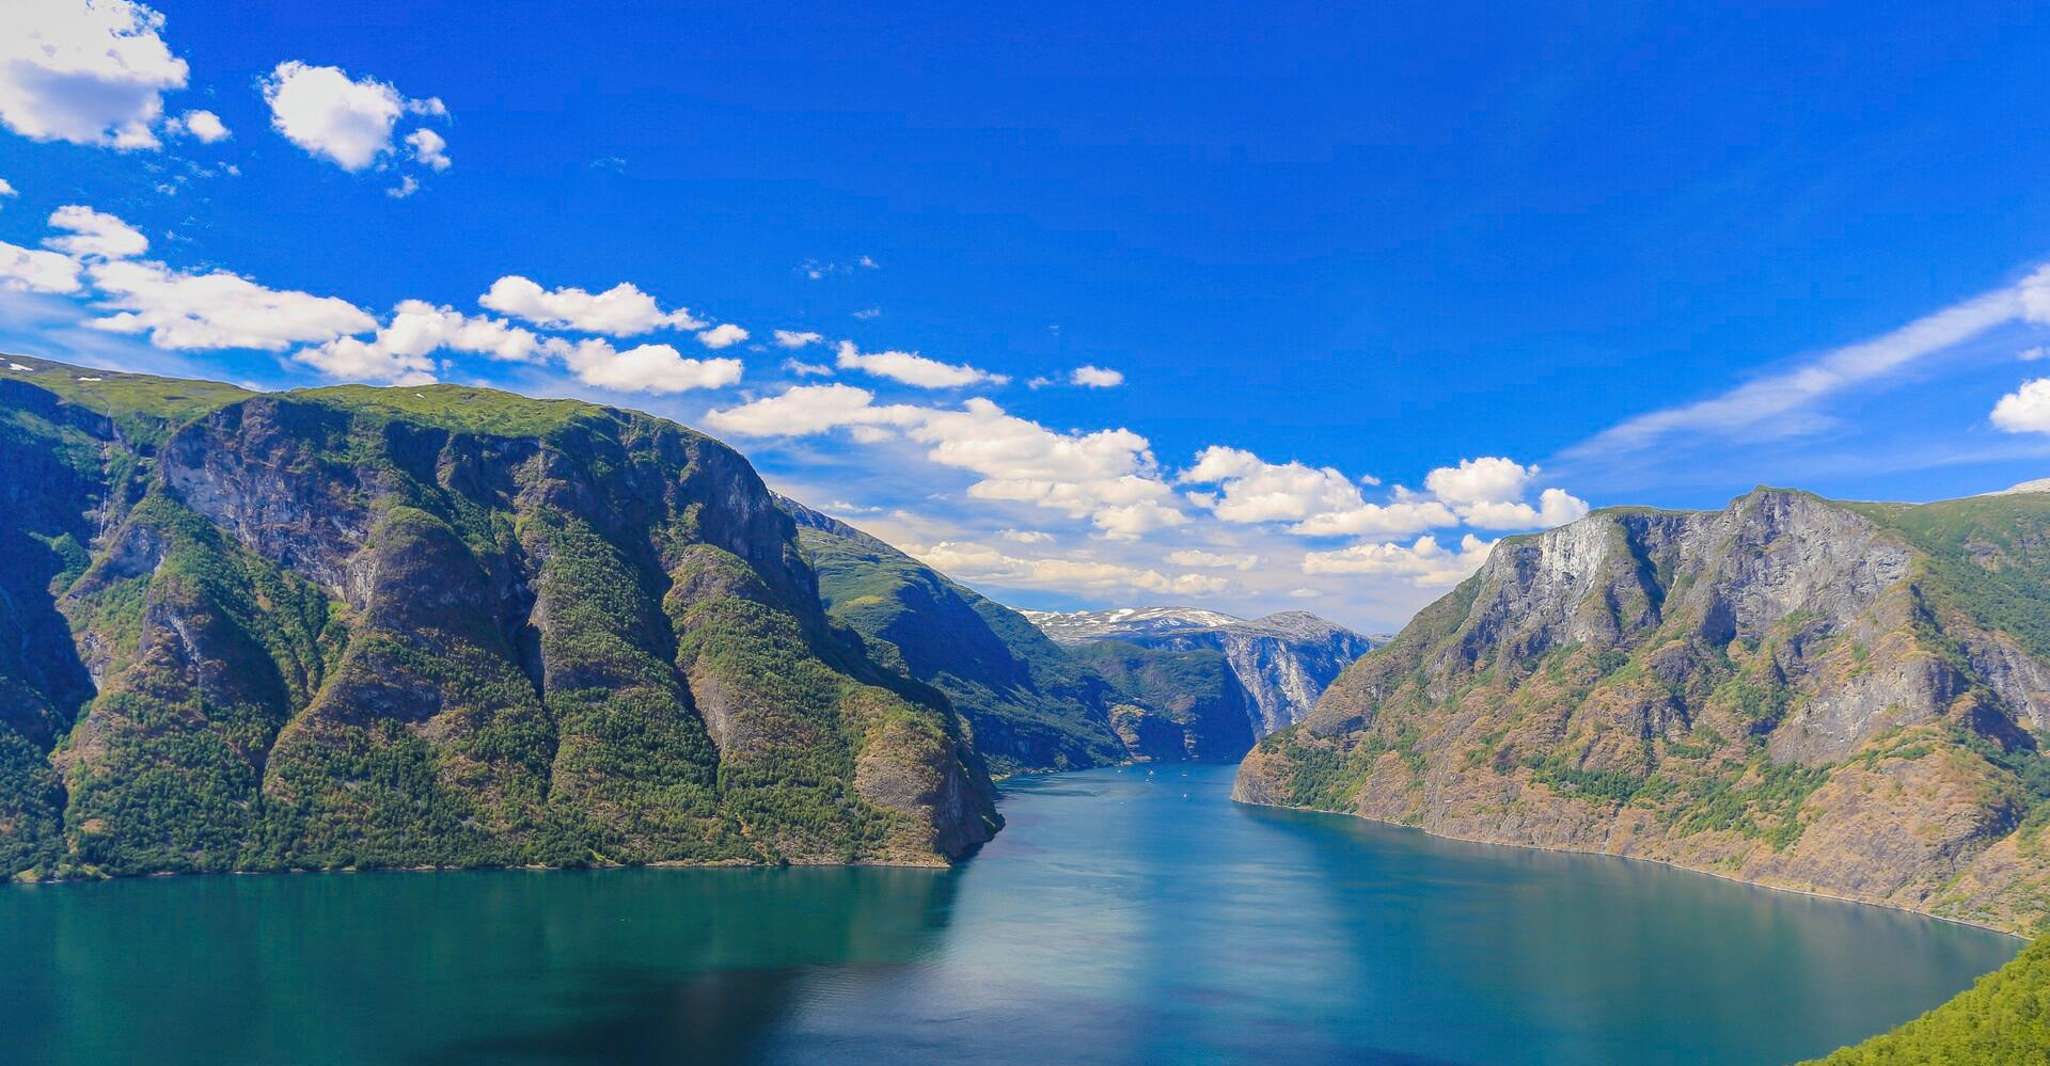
[1237,487,2050,935]
[1024,607,1375,735]
[1807,934,2050,1064]
[1064,641,1255,762]
[780,499,1126,774]
[1,356,996,879]
[781,500,1248,769]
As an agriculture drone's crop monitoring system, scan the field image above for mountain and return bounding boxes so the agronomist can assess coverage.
[781,500,1255,770]
[1,356,997,880]
[1064,642,1255,761]
[779,499,1126,774]
[1236,487,2050,935]
[1022,607,1376,736]
[1808,934,2050,1063]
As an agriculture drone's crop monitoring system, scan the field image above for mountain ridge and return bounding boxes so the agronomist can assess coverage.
[2,355,998,879]
[1022,605,1375,736]
[1236,485,2050,936]
[779,498,1257,771]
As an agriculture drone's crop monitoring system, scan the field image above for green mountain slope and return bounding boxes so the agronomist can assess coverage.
[1236,487,2050,935]
[1065,641,1255,762]
[1,356,996,878]
[1808,935,2050,1064]
[783,499,1251,772]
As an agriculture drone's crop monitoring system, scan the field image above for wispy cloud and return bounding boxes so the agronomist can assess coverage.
[1567,265,2050,462]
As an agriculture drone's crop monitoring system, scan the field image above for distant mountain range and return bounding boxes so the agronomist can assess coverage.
[780,500,1260,772]
[1021,607,1378,735]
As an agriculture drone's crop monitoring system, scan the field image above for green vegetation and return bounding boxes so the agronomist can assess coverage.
[1809,935,2050,1065]
[1068,640,1254,762]
[1250,486,2050,937]
[791,505,1129,774]
[1,358,995,879]
[1852,493,2050,663]
[292,382,610,440]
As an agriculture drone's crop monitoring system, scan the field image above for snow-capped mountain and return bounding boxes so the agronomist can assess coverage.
[1019,607,1377,735]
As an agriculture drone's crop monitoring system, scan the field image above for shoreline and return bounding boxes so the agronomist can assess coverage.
[1230,791,2032,942]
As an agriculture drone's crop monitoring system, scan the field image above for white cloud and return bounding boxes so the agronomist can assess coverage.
[1455,487,1592,530]
[1289,499,1460,537]
[0,0,188,149]
[1071,365,1124,387]
[479,275,705,335]
[1423,457,1532,506]
[908,540,1227,598]
[2021,346,2048,363]
[262,61,443,171]
[852,307,880,320]
[1992,379,2050,435]
[294,299,542,383]
[1302,533,1497,587]
[545,337,741,394]
[705,386,1183,537]
[1181,447,1371,524]
[835,340,1008,388]
[386,175,420,199]
[773,329,823,349]
[404,128,450,171]
[1571,264,2050,459]
[0,178,14,200]
[1417,457,1588,529]
[784,359,833,377]
[0,242,84,294]
[85,258,374,351]
[998,529,1053,544]
[293,336,433,384]
[697,323,748,349]
[44,205,148,259]
[1178,445,1458,537]
[165,108,228,142]
[705,383,907,437]
[1168,548,1259,571]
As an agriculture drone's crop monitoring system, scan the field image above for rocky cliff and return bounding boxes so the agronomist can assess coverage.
[1,357,997,879]
[1023,607,1374,735]
[1236,487,2050,936]
[783,501,1253,770]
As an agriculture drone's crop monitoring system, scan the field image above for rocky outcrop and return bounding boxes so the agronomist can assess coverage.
[1023,607,1374,735]
[1,357,997,879]
[1237,487,2050,936]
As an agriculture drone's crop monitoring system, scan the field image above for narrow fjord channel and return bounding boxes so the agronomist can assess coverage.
[0,765,2015,1065]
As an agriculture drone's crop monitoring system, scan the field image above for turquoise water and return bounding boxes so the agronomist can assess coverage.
[0,765,2018,1064]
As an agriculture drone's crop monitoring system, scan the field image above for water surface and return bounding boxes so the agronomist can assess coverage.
[0,765,2017,1064]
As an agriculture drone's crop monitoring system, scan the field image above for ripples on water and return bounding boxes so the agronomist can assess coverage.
[0,765,2018,1065]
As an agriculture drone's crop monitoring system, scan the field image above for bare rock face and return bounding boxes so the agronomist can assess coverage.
[1,360,997,880]
[1022,607,1375,736]
[1238,487,2050,936]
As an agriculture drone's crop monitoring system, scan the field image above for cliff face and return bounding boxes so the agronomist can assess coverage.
[1064,641,1256,763]
[783,500,1249,771]
[1236,487,2050,935]
[1,358,996,879]
[1024,607,1375,735]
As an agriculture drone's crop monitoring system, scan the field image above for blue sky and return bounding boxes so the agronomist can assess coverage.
[4,1,2050,631]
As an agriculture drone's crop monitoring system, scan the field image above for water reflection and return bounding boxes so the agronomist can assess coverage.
[0,767,2020,1066]
[2,866,959,1065]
